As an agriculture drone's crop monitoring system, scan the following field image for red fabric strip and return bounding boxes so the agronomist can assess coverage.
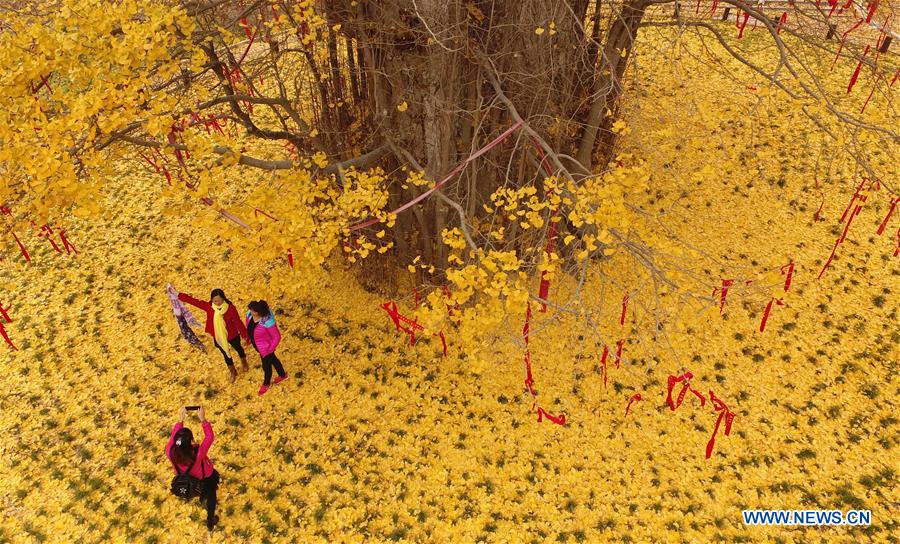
[615,339,624,369]
[705,390,735,459]
[666,371,693,411]
[759,297,784,332]
[600,345,609,388]
[780,262,794,292]
[536,407,566,425]
[0,323,16,351]
[876,197,899,235]
[620,294,629,325]
[624,393,642,417]
[11,232,30,263]
[847,46,870,93]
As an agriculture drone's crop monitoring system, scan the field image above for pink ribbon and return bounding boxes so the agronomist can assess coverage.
[349,121,523,231]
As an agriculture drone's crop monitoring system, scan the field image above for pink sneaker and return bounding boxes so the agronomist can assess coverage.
[273,375,288,385]
[258,384,269,396]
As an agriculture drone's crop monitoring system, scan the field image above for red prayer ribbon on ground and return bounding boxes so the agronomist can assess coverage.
[536,407,566,425]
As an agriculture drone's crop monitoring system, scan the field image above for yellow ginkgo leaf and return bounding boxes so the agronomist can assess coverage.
[397,101,408,112]
[535,27,545,35]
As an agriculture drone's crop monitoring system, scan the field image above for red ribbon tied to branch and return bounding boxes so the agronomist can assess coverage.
[620,293,629,326]
[624,393,642,417]
[0,301,15,350]
[711,279,734,313]
[706,390,736,459]
[780,262,794,292]
[759,297,785,332]
[666,371,706,411]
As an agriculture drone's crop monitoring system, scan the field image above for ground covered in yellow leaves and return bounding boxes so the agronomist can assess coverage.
[1,27,898,544]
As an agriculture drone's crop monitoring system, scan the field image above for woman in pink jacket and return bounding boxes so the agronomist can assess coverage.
[246,300,288,396]
[165,406,220,530]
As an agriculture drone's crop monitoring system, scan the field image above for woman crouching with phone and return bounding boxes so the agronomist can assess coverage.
[165,405,220,530]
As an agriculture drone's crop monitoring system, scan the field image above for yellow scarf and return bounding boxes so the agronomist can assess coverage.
[212,302,232,357]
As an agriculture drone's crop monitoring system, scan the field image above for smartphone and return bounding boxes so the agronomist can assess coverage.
[185,406,201,411]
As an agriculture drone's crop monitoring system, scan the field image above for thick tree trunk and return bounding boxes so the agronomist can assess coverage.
[575,0,647,171]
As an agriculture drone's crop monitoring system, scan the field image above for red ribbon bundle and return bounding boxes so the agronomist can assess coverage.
[666,371,706,411]
[706,390,736,459]
[711,279,734,313]
[819,178,873,278]
[381,300,447,356]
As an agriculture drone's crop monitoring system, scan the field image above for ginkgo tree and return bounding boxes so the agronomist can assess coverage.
[0,0,897,342]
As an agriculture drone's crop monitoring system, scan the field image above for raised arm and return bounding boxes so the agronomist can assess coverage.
[178,292,210,311]
[196,420,214,461]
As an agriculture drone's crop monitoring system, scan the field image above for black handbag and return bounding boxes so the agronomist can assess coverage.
[169,452,203,499]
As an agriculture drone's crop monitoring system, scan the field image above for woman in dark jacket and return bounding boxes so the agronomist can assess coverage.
[177,288,248,382]
[165,406,220,530]
[246,300,288,395]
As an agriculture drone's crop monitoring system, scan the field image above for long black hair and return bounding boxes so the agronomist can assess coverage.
[209,288,232,305]
[248,300,271,318]
[171,427,197,466]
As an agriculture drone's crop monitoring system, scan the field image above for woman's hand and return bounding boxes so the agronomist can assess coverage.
[179,407,187,422]
[198,406,207,422]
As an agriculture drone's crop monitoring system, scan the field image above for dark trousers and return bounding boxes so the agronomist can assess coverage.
[213,337,245,367]
[261,352,286,385]
[200,469,220,527]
